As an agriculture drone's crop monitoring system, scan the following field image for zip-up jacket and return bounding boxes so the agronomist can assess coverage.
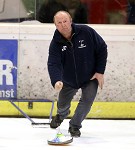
[47,23,108,89]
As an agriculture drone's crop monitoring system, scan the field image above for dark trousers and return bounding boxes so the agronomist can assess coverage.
[57,79,98,129]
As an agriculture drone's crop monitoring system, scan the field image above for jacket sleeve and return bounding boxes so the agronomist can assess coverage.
[47,40,62,87]
[91,28,108,74]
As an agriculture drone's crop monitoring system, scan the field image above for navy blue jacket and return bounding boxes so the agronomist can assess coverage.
[48,23,107,89]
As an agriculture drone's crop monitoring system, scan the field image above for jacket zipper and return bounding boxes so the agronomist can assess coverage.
[68,40,79,88]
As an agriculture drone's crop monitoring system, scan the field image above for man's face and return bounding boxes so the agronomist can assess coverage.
[54,12,72,36]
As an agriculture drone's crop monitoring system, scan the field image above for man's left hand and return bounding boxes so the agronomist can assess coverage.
[90,73,104,89]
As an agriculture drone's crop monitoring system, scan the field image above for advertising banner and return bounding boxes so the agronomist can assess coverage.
[0,40,18,99]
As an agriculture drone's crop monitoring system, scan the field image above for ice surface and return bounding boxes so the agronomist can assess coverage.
[0,118,135,150]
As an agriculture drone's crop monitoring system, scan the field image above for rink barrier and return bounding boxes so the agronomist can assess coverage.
[0,99,54,124]
[0,101,135,119]
[0,23,135,119]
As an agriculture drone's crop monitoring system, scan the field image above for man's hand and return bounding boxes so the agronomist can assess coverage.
[91,73,104,89]
[54,81,63,91]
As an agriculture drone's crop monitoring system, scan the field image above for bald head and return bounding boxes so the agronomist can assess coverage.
[53,11,72,23]
[53,11,73,40]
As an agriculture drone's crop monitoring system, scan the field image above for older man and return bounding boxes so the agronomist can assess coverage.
[47,11,107,137]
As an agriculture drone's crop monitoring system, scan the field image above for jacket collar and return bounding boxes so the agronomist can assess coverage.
[53,23,81,43]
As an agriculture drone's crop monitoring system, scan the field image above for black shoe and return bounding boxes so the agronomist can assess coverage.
[50,114,63,129]
[68,127,81,137]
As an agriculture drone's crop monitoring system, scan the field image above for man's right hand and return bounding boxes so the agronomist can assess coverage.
[54,81,63,91]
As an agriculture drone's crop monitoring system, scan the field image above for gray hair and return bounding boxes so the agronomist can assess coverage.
[53,11,72,23]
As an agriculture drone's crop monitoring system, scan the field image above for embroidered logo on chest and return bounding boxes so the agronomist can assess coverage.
[78,40,86,48]
[62,46,67,51]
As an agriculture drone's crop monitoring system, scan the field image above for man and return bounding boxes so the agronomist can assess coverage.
[47,11,107,137]
[37,0,68,23]
[127,0,135,24]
